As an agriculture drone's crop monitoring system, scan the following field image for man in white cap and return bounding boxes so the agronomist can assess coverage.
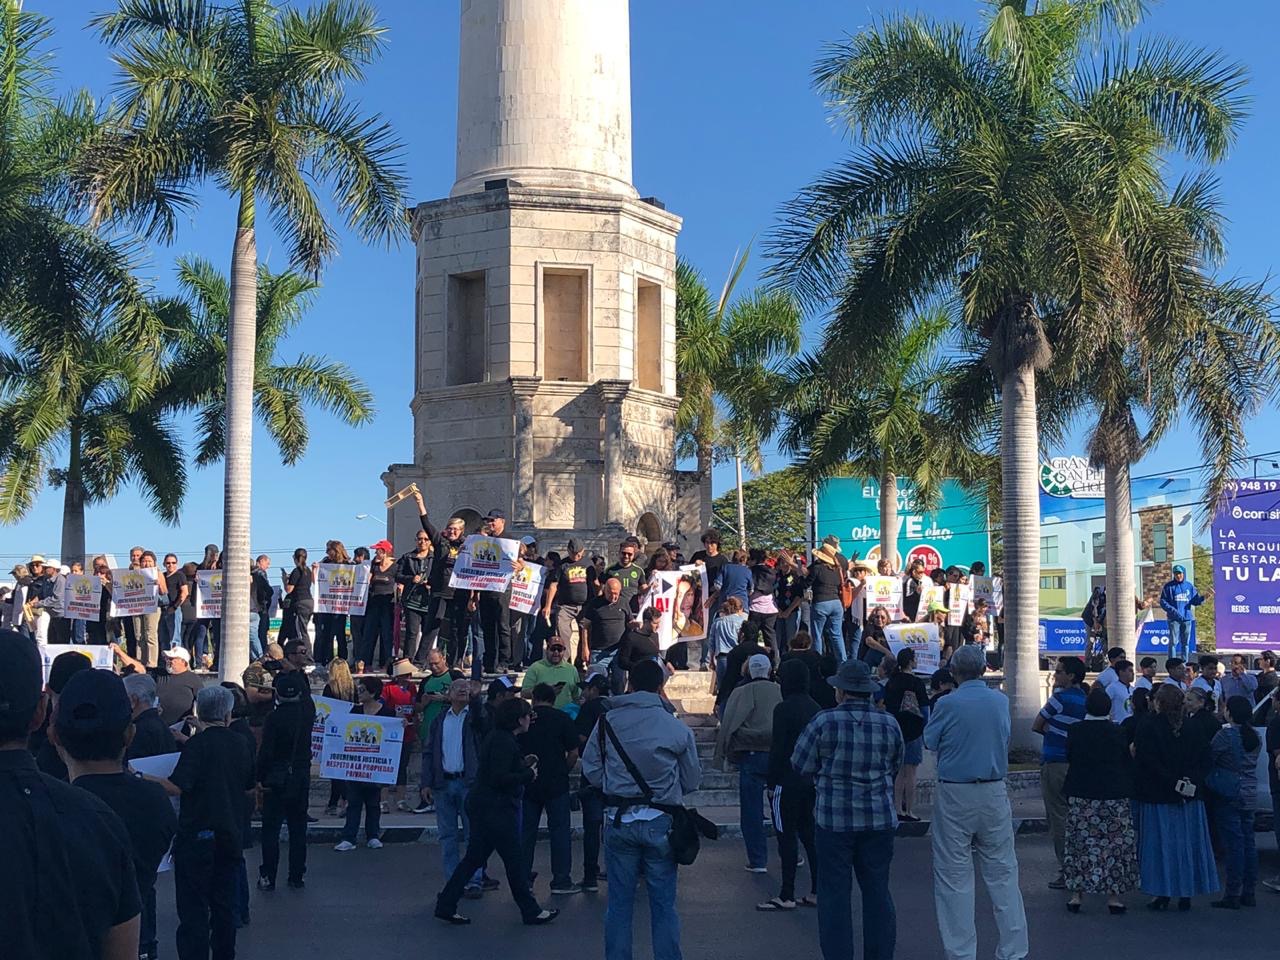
[717,653,782,873]
[155,647,205,725]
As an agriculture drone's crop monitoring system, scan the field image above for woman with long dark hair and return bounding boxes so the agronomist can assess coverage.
[1134,684,1218,911]
[396,528,434,666]
[1207,696,1262,908]
[883,647,930,821]
[358,540,397,673]
[313,541,351,665]
[194,543,222,668]
[279,548,313,647]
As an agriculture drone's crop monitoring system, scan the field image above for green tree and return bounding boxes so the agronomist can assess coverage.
[165,255,374,465]
[85,0,409,678]
[0,1,176,561]
[710,467,810,551]
[1190,542,1215,651]
[768,0,1242,748]
[677,250,801,545]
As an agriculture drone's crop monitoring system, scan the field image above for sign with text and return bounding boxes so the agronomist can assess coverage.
[947,584,973,627]
[884,622,941,674]
[314,563,371,616]
[311,695,354,762]
[195,569,223,619]
[510,562,549,615]
[109,567,159,617]
[319,713,404,785]
[1212,481,1280,652]
[63,574,103,622]
[863,576,903,621]
[914,583,945,622]
[448,535,520,593]
[971,576,1002,612]
[38,644,113,682]
[637,565,710,651]
[1039,617,1185,656]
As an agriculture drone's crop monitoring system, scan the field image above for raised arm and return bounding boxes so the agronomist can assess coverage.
[415,489,438,541]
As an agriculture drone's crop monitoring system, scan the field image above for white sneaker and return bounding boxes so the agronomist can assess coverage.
[333,840,357,852]
[367,838,384,850]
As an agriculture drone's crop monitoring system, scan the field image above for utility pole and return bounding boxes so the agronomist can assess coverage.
[735,454,747,551]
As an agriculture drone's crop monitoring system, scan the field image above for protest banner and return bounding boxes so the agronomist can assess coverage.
[947,583,973,627]
[915,583,945,621]
[636,565,710,651]
[863,576,903,621]
[38,644,113,682]
[448,535,520,593]
[971,576,1000,609]
[319,713,404,785]
[884,622,941,674]
[312,695,354,762]
[195,569,223,619]
[314,562,371,616]
[510,561,548,615]
[63,574,103,622]
[109,567,159,617]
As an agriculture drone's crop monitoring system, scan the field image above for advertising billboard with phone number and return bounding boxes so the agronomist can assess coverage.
[1211,481,1280,652]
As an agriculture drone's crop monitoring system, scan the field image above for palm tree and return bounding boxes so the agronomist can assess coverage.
[768,1,1243,749]
[676,249,801,546]
[84,0,408,678]
[0,1,177,561]
[166,254,375,466]
[780,308,996,568]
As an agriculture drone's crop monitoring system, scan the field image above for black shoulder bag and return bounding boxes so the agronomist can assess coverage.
[263,713,310,795]
[598,716,717,866]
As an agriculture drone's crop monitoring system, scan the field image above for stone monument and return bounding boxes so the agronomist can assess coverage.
[384,0,702,554]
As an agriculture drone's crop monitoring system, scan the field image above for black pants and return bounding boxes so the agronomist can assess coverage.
[278,610,311,648]
[358,595,394,667]
[402,606,430,665]
[427,596,470,667]
[257,607,271,652]
[173,834,239,960]
[259,786,309,884]
[314,613,347,665]
[140,878,159,960]
[437,795,542,922]
[749,610,778,648]
[159,608,178,649]
[580,788,604,883]
[478,592,513,672]
[47,617,71,644]
[778,783,819,902]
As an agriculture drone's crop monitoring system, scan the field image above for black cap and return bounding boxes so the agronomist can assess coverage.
[54,668,132,735]
[583,672,610,691]
[0,631,43,730]
[485,508,507,521]
[487,676,517,698]
[273,671,310,701]
[49,649,95,694]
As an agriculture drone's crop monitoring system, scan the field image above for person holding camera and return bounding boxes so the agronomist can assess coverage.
[1133,684,1218,911]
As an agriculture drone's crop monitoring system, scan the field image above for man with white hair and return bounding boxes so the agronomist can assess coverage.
[923,645,1028,960]
[145,684,255,960]
[123,673,176,760]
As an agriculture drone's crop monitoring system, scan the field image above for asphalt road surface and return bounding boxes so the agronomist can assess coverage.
[156,831,1279,959]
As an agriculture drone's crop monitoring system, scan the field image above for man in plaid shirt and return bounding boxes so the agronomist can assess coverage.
[791,658,903,960]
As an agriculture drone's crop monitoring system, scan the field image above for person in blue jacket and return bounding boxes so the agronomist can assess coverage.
[1160,565,1207,661]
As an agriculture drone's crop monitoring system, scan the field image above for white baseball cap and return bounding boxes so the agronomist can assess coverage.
[163,646,192,663]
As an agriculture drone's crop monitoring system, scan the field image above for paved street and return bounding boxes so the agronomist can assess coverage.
[156,831,1279,959]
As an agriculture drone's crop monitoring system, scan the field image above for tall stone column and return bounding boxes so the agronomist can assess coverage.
[510,376,541,526]
[597,380,630,527]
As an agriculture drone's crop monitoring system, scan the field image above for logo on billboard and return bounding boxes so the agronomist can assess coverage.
[1040,456,1104,499]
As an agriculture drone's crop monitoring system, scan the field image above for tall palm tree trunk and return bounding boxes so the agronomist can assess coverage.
[60,418,86,564]
[879,468,898,570]
[1104,458,1137,661]
[1001,363,1043,755]
[220,190,256,680]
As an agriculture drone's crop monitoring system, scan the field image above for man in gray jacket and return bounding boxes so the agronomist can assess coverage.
[421,680,485,896]
[582,659,701,960]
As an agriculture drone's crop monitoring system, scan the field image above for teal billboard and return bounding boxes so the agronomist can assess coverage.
[816,478,990,572]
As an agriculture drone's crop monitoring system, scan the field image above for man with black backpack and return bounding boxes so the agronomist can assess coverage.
[581,659,701,960]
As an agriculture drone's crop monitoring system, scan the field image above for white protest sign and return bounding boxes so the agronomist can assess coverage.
[971,576,996,608]
[195,569,223,619]
[128,751,181,872]
[885,622,942,674]
[915,583,945,622]
[448,535,520,593]
[863,576,904,621]
[314,563,371,616]
[636,565,710,651]
[947,584,973,628]
[63,574,103,622]
[510,562,548,615]
[319,713,404,785]
[38,644,114,682]
[109,567,159,617]
[312,695,354,762]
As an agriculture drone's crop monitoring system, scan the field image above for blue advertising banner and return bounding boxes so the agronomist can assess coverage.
[1038,618,1189,657]
[1211,480,1280,652]
[816,478,989,573]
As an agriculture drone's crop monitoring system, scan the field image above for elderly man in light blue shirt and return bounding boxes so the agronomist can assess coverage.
[924,645,1027,960]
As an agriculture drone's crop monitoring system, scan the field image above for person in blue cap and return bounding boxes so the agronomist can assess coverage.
[1160,565,1207,662]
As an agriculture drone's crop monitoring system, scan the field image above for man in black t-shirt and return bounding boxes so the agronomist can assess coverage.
[583,578,630,692]
[604,542,647,613]
[517,683,581,894]
[690,529,727,669]
[54,669,178,960]
[160,554,188,650]
[541,540,598,663]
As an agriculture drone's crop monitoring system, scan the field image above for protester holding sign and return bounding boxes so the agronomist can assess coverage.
[332,677,397,851]
[313,541,356,666]
[357,542,398,673]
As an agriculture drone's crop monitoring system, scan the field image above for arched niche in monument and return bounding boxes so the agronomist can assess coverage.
[451,508,484,534]
[635,512,662,546]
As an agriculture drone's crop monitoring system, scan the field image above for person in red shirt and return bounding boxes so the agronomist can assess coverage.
[381,659,421,812]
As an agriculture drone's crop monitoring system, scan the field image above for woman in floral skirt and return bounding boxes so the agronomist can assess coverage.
[1062,685,1138,913]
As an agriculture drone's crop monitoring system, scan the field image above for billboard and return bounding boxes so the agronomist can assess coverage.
[816,478,989,572]
[1211,480,1280,652]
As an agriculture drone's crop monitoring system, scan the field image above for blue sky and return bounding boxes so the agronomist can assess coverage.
[6,0,1279,564]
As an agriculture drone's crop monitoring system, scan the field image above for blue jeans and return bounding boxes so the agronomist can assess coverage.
[1168,619,1193,661]
[738,751,770,868]
[816,826,896,960]
[467,614,485,681]
[605,814,681,960]
[776,609,800,651]
[1214,801,1257,897]
[248,612,264,661]
[522,790,573,887]
[435,778,481,885]
[71,619,87,643]
[810,599,845,662]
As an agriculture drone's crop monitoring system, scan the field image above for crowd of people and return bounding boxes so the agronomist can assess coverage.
[2,507,1276,960]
